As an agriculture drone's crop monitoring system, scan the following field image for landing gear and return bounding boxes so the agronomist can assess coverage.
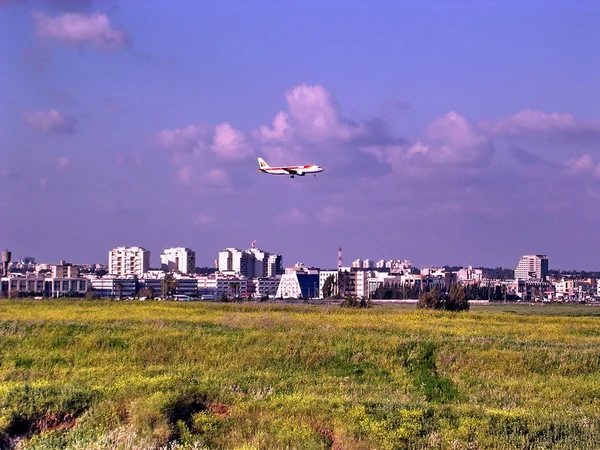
[290,175,294,178]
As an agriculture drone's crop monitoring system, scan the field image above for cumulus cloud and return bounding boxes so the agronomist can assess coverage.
[317,206,348,224]
[212,123,252,159]
[22,47,52,71]
[103,98,124,112]
[21,108,78,133]
[510,146,555,167]
[481,109,600,141]
[177,166,229,189]
[258,112,290,141]
[56,156,71,168]
[419,111,494,166]
[280,207,307,223]
[284,84,353,141]
[256,84,398,150]
[157,124,208,151]
[565,154,600,178]
[193,214,214,225]
[95,199,115,212]
[157,83,600,202]
[33,11,128,50]
[364,111,494,177]
[0,169,20,180]
[158,123,251,160]
[3,0,117,11]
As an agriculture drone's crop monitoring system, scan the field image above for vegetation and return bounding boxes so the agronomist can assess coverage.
[372,282,519,302]
[417,285,470,311]
[1,300,600,449]
[321,275,335,299]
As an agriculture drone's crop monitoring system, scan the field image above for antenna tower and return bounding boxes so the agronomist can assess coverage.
[337,247,342,270]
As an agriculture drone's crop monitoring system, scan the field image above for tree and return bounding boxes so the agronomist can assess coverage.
[161,274,178,299]
[322,275,335,298]
[115,282,123,300]
[417,286,444,310]
[85,287,99,300]
[337,270,349,298]
[340,296,358,308]
[446,284,469,311]
[138,287,155,299]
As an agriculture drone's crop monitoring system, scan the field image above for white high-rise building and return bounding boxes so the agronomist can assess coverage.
[245,248,268,278]
[218,247,282,278]
[218,248,250,276]
[218,248,235,273]
[266,254,282,277]
[515,255,548,280]
[161,247,196,274]
[109,246,150,277]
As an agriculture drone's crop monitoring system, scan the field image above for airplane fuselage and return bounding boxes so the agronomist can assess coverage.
[257,164,324,176]
[256,157,324,178]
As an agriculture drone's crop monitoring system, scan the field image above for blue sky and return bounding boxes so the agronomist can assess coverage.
[1,0,600,270]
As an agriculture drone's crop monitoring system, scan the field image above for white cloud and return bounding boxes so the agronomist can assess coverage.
[317,206,348,224]
[417,111,494,166]
[480,109,600,141]
[364,111,494,176]
[21,108,77,133]
[280,207,307,222]
[95,199,115,212]
[157,124,208,150]
[33,11,128,50]
[56,156,71,168]
[158,123,250,160]
[565,154,600,178]
[193,214,214,225]
[212,123,252,159]
[258,111,290,141]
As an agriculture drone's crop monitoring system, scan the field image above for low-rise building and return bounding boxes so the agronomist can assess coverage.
[89,276,137,298]
[1,275,88,297]
[251,277,280,298]
[276,271,319,299]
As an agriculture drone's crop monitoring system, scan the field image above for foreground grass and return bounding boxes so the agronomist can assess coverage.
[1,300,599,449]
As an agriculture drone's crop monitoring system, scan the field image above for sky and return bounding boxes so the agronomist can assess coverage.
[1,0,600,270]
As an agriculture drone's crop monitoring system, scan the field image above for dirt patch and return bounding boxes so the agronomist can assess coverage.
[207,403,230,418]
[1,412,78,449]
[315,424,344,450]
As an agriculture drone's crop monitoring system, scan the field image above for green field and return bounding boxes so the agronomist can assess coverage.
[1,300,599,449]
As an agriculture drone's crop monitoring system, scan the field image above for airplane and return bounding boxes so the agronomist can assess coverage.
[256,157,324,178]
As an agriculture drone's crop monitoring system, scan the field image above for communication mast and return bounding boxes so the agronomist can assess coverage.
[337,247,342,270]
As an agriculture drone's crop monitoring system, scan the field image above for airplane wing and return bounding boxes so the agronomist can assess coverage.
[282,167,298,174]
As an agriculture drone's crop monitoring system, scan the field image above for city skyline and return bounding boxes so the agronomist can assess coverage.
[2,1,600,270]
[6,242,599,275]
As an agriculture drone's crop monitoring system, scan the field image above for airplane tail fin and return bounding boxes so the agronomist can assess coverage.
[257,157,270,169]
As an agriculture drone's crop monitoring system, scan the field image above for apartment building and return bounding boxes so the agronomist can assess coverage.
[515,255,548,280]
[109,246,150,277]
[52,263,80,278]
[218,247,283,278]
[161,247,196,274]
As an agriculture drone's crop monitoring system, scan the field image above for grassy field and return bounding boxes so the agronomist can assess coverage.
[1,300,599,449]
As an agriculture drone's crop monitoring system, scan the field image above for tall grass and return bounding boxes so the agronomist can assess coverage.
[1,300,599,449]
